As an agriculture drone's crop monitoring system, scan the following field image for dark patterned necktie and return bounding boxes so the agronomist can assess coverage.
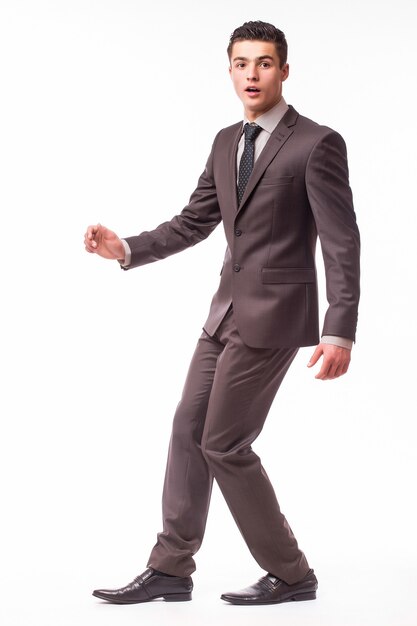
[237,122,262,205]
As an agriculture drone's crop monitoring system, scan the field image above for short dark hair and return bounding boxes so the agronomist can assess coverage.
[227,20,288,68]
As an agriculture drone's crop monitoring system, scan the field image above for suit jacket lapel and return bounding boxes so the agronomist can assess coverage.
[229,122,243,213]
[237,105,299,215]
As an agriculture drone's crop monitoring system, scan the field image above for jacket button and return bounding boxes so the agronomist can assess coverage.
[234,228,242,236]
[233,264,241,272]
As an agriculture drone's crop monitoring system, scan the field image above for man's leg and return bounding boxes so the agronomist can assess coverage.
[92,321,226,604]
[201,308,310,585]
[147,323,227,577]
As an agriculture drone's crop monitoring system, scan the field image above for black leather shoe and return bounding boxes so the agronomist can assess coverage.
[221,568,318,605]
[93,567,193,604]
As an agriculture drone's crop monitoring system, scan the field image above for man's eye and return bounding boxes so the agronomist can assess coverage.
[260,62,270,68]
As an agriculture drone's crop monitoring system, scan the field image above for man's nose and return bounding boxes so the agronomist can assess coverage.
[246,63,259,81]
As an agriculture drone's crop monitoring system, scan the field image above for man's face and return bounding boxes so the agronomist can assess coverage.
[229,40,289,121]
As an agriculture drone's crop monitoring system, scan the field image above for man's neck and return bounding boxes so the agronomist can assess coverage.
[244,97,283,123]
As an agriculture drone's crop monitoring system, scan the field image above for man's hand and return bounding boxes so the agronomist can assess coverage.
[84,224,125,261]
[307,343,351,380]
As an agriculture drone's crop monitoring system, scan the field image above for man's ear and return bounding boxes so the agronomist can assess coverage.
[281,63,290,81]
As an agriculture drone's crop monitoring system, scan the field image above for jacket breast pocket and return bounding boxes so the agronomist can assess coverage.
[259,175,294,187]
[261,267,315,284]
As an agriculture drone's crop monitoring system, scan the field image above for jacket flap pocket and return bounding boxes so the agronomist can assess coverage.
[261,267,315,284]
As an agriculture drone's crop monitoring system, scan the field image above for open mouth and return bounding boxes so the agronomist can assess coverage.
[245,87,261,93]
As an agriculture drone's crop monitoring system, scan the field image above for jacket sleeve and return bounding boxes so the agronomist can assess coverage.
[305,130,360,341]
[122,133,222,270]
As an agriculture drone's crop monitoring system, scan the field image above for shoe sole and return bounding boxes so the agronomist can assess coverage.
[220,590,317,605]
[93,591,192,604]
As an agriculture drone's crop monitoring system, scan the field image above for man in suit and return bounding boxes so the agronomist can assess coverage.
[84,21,360,606]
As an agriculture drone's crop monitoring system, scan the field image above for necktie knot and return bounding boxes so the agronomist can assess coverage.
[244,122,262,143]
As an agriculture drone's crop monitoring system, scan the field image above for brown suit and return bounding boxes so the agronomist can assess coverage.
[123,105,360,583]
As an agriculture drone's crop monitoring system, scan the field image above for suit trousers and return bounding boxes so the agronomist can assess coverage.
[147,304,310,584]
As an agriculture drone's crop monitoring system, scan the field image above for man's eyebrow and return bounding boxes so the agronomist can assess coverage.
[232,55,275,62]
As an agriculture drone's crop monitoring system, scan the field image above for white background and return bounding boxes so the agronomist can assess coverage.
[1,1,416,625]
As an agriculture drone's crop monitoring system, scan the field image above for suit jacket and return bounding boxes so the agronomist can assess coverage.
[124,105,360,349]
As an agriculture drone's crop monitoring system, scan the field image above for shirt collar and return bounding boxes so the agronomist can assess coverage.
[243,97,289,135]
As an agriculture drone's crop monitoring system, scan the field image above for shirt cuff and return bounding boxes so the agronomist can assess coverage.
[118,239,131,268]
[321,335,353,350]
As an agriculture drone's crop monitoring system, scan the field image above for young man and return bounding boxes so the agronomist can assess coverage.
[85,21,360,605]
